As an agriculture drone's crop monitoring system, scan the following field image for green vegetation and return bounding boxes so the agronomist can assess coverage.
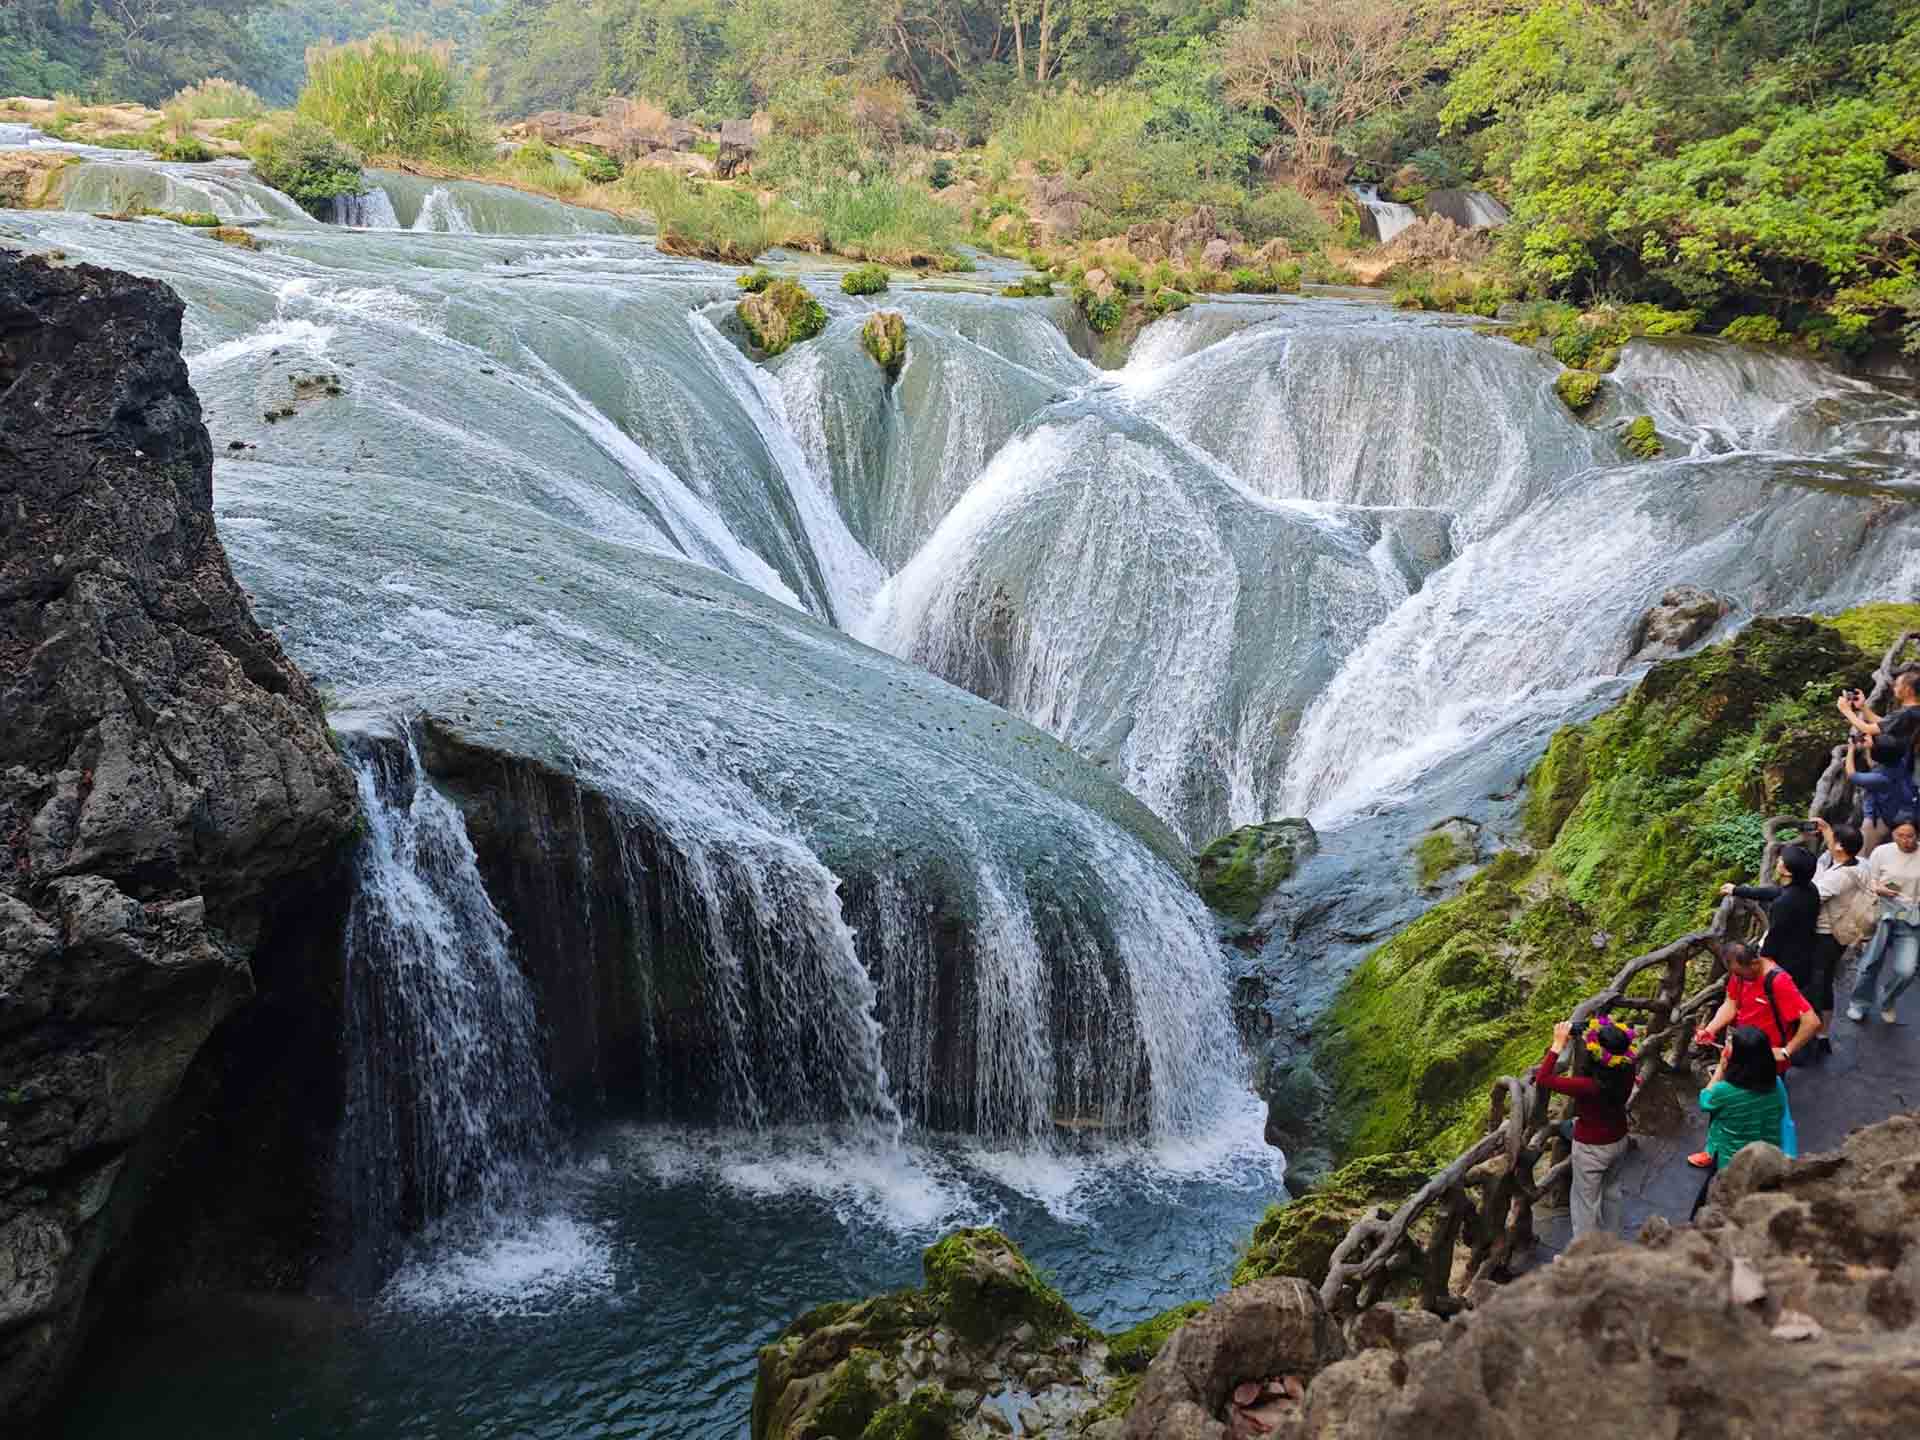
[860,311,907,377]
[1151,287,1191,314]
[246,115,366,215]
[841,263,890,295]
[1553,368,1602,412]
[1414,825,1476,888]
[921,1227,1080,1346]
[1721,314,1786,344]
[1324,609,1920,1164]
[0,2,273,105]
[860,1387,960,1440]
[1622,415,1664,459]
[164,78,267,122]
[1104,1300,1207,1373]
[248,1,498,106]
[1195,819,1317,924]
[1002,273,1054,298]
[625,168,814,263]
[1234,1154,1432,1286]
[297,33,487,163]
[737,277,828,356]
[737,268,775,293]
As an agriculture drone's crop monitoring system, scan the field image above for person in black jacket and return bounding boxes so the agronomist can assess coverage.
[1720,844,1822,1038]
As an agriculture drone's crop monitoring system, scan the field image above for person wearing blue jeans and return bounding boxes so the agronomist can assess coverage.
[1848,816,1920,1024]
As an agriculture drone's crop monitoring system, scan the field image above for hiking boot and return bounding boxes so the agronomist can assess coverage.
[1846,1004,1868,1022]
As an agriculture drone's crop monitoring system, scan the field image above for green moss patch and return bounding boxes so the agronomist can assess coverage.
[813,1350,889,1439]
[922,1227,1079,1346]
[860,1386,960,1440]
[1554,368,1602,412]
[739,278,828,357]
[737,268,776,292]
[861,311,907,378]
[1414,825,1477,889]
[1324,611,1916,1161]
[1194,819,1318,923]
[842,263,890,296]
[1001,273,1053,298]
[1104,1300,1208,1373]
[1233,1154,1432,1287]
[1623,414,1664,458]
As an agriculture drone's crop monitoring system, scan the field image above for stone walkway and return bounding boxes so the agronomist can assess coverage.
[1534,956,1920,1258]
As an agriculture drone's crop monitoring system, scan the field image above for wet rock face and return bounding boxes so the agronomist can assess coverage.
[1278,1113,1920,1438]
[1195,820,1319,925]
[0,253,357,1419]
[1627,584,1730,661]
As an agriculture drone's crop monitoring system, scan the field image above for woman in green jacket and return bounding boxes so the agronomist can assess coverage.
[1690,1025,1784,1219]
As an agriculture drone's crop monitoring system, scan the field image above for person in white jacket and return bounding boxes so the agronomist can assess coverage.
[1810,819,1875,1056]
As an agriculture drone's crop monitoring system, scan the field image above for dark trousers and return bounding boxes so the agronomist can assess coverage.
[1690,1155,1720,1220]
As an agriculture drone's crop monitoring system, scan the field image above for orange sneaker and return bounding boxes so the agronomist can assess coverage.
[1687,1151,1713,1169]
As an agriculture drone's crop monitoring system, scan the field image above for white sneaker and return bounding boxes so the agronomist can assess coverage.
[1883,1007,1901,1025]
[1846,1004,1868,1022]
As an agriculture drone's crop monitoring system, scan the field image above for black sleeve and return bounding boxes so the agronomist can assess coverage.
[1731,885,1782,901]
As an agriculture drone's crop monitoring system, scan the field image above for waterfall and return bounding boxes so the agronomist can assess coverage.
[413,186,477,233]
[1350,183,1416,244]
[335,726,552,1277]
[334,187,401,229]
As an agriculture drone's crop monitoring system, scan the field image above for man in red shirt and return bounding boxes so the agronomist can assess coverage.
[1689,941,1817,1168]
[1695,941,1820,1071]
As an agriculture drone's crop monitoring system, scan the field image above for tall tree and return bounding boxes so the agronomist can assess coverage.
[1221,0,1432,180]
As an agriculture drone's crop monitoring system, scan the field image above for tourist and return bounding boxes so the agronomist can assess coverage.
[1837,666,1920,758]
[1719,844,1820,1045]
[1689,940,1814,1168]
[1847,815,1920,1025]
[1846,734,1917,854]
[1689,1025,1785,1220]
[1536,1016,1637,1239]
[1810,819,1875,1054]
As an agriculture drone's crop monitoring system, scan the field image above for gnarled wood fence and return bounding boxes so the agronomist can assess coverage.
[1317,626,1920,1319]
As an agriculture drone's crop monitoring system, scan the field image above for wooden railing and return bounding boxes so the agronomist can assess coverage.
[1317,626,1920,1319]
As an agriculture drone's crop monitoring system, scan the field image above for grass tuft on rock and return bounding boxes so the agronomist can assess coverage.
[1001,272,1054,298]
[841,263,890,295]
[921,1227,1079,1346]
[738,278,828,358]
[1623,415,1664,458]
[246,116,365,217]
[861,311,907,378]
[1554,368,1603,412]
[1104,1300,1208,1373]
[1194,819,1317,923]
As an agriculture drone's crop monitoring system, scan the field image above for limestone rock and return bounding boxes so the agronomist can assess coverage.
[0,252,357,1420]
[1627,585,1730,662]
[1283,1113,1920,1438]
[1122,1278,1345,1440]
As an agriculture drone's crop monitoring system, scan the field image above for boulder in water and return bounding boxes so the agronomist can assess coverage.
[1628,585,1730,661]
[1196,820,1319,923]
[738,278,827,357]
[1553,367,1603,412]
[0,252,357,1420]
[860,310,907,378]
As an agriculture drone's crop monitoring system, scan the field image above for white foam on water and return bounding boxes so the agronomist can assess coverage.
[379,1210,616,1317]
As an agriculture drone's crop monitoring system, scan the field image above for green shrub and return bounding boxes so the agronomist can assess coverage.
[1270,260,1304,293]
[928,158,953,190]
[1554,369,1602,411]
[738,278,828,357]
[298,33,486,164]
[1235,186,1331,247]
[625,168,816,263]
[572,150,621,184]
[1001,273,1053,297]
[246,116,365,216]
[842,263,890,295]
[737,268,776,292]
[1151,287,1191,314]
[861,311,908,376]
[154,135,214,163]
[1622,415,1663,459]
[1230,266,1276,294]
[807,176,967,269]
[1720,314,1784,344]
[1074,284,1126,333]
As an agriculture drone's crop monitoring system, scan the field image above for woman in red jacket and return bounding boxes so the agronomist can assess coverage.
[1536,1015,1639,1239]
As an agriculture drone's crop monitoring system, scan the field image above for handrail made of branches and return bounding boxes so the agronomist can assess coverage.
[1318,624,1920,1319]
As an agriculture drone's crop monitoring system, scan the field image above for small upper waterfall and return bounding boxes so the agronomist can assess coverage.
[332,187,402,229]
[336,726,552,1276]
[1350,183,1416,243]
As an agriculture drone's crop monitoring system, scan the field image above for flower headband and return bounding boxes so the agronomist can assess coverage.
[1584,1015,1640,1068]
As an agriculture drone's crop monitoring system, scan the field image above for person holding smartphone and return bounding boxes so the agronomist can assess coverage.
[1837,668,1920,759]
[1847,733,1916,854]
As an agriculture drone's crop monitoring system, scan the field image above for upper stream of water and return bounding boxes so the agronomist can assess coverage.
[6,148,1918,1438]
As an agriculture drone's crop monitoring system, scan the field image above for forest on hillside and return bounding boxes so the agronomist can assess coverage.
[0,1,1914,344]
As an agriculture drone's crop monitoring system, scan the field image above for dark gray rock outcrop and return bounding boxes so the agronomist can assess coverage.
[0,252,357,1420]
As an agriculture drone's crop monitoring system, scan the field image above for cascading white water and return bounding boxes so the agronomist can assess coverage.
[334,187,402,229]
[1350,183,1416,243]
[413,186,477,233]
[337,728,552,1256]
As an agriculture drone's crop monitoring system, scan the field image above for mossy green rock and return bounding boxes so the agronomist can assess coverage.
[1233,1154,1432,1288]
[860,1386,960,1440]
[842,263,890,296]
[1324,608,1920,1161]
[922,1227,1079,1345]
[1554,368,1602,412]
[1623,414,1664,458]
[1104,1300,1208,1373]
[1414,820,1479,889]
[1195,819,1318,923]
[860,311,907,378]
[739,278,828,357]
